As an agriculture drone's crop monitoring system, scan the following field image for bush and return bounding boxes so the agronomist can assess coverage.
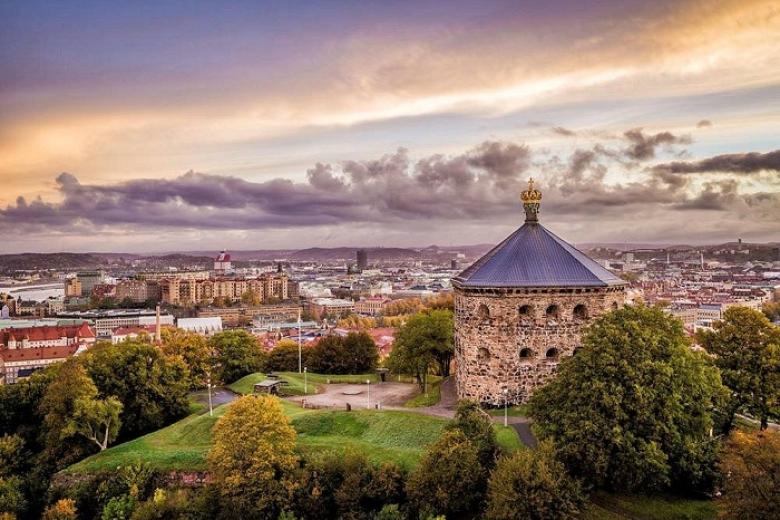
[406,430,485,519]
[719,430,780,519]
[485,440,585,520]
[102,495,136,520]
[446,400,499,469]
[292,450,404,520]
[42,499,78,520]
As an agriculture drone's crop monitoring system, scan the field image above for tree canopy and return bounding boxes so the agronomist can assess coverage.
[305,332,379,374]
[209,330,266,384]
[718,430,780,520]
[388,309,454,388]
[208,395,297,519]
[529,304,725,493]
[485,440,585,520]
[697,306,780,431]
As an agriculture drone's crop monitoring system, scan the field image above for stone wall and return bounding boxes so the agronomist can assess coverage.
[454,285,625,405]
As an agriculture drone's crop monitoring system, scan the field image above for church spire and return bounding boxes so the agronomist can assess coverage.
[520,178,542,222]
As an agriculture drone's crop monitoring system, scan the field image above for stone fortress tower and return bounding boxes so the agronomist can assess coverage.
[452,179,626,405]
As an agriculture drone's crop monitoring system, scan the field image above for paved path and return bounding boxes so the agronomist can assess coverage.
[192,377,538,448]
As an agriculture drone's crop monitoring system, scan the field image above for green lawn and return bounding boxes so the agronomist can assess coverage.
[486,403,531,417]
[65,399,522,473]
[584,492,718,520]
[404,379,441,407]
[229,372,382,396]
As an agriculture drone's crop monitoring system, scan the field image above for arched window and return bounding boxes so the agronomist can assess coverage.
[518,304,534,318]
[546,304,560,319]
[573,304,588,319]
[612,301,619,310]
[545,347,559,359]
[519,347,534,359]
[477,304,490,319]
[478,347,491,361]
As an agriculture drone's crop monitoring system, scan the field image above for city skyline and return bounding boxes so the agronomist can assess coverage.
[2,0,779,252]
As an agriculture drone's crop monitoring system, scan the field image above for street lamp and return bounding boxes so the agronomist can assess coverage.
[503,388,509,427]
[304,367,308,395]
[297,308,303,373]
[366,379,371,409]
[207,374,214,417]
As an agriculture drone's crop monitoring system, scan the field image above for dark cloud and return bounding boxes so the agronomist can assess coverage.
[622,128,692,160]
[696,120,713,128]
[653,150,780,175]
[551,126,576,137]
[3,136,778,238]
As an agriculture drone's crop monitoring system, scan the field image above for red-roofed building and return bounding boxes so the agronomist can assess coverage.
[0,322,96,349]
[0,323,96,384]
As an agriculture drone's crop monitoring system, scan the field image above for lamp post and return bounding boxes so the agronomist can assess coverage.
[207,374,214,417]
[503,388,509,427]
[366,379,371,409]
[304,367,308,395]
[298,308,302,373]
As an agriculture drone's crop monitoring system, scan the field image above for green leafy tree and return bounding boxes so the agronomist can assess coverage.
[293,450,404,520]
[208,395,297,519]
[718,430,780,519]
[698,306,780,431]
[209,330,266,384]
[485,440,585,520]
[83,341,190,439]
[0,477,27,518]
[406,430,485,520]
[160,328,212,389]
[64,396,123,451]
[266,340,307,373]
[446,400,499,469]
[388,309,454,389]
[38,360,100,465]
[0,435,27,478]
[101,495,136,520]
[530,304,725,492]
[306,332,379,374]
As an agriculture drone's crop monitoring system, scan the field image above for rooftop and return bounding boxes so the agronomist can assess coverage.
[454,179,625,289]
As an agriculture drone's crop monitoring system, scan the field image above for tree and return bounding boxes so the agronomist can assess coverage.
[160,328,211,389]
[64,396,123,451]
[83,341,190,439]
[485,440,585,520]
[38,360,100,465]
[42,499,78,520]
[530,304,725,492]
[388,309,454,389]
[342,332,379,373]
[266,340,307,373]
[762,301,780,323]
[718,430,780,519]
[698,306,780,431]
[305,333,378,375]
[446,400,499,469]
[406,430,485,520]
[0,435,27,478]
[0,477,26,518]
[208,395,297,519]
[209,330,266,384]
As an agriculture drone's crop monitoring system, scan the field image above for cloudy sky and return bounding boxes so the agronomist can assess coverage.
[1,0,779,253]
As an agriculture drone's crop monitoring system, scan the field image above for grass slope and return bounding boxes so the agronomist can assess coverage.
[584,492,717,520]
[66,400,522,473]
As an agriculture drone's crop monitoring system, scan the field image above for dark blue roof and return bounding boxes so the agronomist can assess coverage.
[454,223,625,288]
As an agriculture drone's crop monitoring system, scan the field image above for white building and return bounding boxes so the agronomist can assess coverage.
[177,317,223,336]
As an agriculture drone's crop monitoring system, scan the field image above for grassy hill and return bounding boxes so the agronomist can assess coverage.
[66,400,521,473]
[229,372,383,396]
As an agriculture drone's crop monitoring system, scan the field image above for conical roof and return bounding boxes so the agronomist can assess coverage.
[454,179,624,289]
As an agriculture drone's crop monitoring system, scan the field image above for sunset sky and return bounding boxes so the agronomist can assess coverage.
[1,0,779,253]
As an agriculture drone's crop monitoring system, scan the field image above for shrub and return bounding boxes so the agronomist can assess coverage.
[485,440,585,520]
